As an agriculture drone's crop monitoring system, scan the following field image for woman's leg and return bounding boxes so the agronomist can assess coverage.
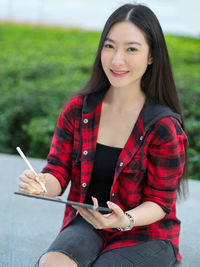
[36,216,104,267]
[92,240,176,267]
[39,251,77,267]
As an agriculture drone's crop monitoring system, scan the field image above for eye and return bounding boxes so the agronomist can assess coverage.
[104,43,114,49]
[127,47,137,52]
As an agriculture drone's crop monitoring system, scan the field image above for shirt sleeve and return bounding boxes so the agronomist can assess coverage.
[41,97,78,194]
[142,117,188,214]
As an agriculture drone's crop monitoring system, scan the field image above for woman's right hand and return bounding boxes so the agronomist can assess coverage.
[18,170,46,195]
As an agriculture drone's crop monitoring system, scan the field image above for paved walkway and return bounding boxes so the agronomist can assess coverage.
[0,153,199,266]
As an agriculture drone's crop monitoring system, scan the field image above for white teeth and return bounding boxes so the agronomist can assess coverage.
[112,70,127,74]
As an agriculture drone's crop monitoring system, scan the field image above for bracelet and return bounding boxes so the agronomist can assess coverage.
[117,212,134,231]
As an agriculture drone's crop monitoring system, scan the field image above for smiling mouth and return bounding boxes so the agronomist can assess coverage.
[110,69,129,77]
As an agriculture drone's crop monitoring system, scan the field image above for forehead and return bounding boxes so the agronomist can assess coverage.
[106,21,147,44]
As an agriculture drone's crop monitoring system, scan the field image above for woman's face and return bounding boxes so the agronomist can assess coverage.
[101,21,152,91]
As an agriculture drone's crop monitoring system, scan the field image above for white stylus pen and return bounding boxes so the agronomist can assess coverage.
[16,146,47,193]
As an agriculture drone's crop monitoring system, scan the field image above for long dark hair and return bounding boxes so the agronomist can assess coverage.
[77,3,188,196]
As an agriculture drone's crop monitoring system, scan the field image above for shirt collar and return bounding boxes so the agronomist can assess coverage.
[82,89,182,130]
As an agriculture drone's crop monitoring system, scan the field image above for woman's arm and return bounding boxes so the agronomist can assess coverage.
[41,173,62,197]
[73,198,166,230]
[122,201,166,227]
[18,96,83,197]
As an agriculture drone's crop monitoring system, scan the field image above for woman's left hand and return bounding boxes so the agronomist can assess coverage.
[72,197,130,229]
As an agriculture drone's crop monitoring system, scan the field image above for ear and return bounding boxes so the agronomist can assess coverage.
[148,54,153,65]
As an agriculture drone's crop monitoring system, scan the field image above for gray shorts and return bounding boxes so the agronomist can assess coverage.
[36,216,176,267]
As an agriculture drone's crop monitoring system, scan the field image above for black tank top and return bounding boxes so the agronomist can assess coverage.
[85,143,122,207]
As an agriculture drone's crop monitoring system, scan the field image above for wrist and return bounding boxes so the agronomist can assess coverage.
[117,212,134,231]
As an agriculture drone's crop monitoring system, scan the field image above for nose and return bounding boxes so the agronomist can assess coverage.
[112,50,125,66]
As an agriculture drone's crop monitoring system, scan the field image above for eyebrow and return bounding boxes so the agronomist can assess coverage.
[105,37,142,46]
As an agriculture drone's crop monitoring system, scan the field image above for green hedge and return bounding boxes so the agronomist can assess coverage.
[0,23,200,179]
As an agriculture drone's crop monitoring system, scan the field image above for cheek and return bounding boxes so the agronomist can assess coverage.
[133,55,149,71]
[101,51,106,63]
[101,51,109,71]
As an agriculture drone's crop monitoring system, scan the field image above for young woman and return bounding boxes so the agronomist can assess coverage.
[18,4,188,267]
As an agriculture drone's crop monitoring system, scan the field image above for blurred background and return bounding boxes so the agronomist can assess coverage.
[0,0,200,36]
[0,0,200,178]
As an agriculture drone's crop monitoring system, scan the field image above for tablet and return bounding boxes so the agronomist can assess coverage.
[14,192,112,213]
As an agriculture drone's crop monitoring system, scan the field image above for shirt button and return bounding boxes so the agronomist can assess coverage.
[83,150,88,155]
[119,162,123,167]
[83,119,88,124]
[82,183,87,188]
[112,193,115,197]
[139,135,143,141]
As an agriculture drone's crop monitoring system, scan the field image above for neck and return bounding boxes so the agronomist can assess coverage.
[104,86,146,112]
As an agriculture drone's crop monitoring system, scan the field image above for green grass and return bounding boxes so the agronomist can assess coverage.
[165,35,200,91]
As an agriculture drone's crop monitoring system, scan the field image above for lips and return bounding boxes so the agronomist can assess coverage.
[110,69,129,77]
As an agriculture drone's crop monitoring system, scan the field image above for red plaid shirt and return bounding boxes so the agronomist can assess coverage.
[42,90,188,261]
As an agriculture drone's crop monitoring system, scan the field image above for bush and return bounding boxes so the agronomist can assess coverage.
[0,24,200,179]
[165,35,200,179]
[0,23,99,157]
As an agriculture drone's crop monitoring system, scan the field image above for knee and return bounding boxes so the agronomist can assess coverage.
[38,252,55,267]
[38,251,78,267]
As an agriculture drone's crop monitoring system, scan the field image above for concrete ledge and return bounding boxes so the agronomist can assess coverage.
[0,153,199,266]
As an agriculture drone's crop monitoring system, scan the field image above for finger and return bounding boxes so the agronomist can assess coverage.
[19,176,43,194]
[18,186,30,194]
[20,171,45,192]
[73,205,93,217]
[18,182,41,194]
[89,199,112,223]
[73,206,94,222]
[37,173,46,184]
[86,207,110,229]
[30,179,43,191]
[24,169,36,180]
[20,174,42,190]
[107,201,124,217]
[91,197,102,216]
[73,206,103,228]
[92,196,98,208]
[18,180,30,191]
[88,208,103,221]
[19,173,32,184]
[103,213,112,218]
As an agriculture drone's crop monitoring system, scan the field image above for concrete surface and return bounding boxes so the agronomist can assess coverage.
[0,153,199,267]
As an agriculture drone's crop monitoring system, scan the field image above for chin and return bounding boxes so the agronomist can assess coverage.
[110,82,129,89]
